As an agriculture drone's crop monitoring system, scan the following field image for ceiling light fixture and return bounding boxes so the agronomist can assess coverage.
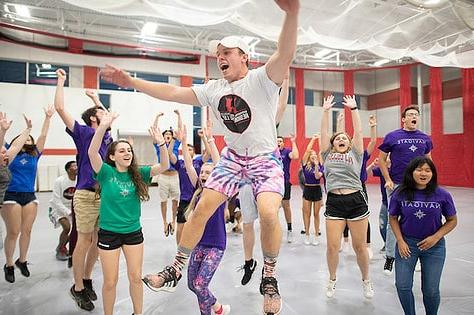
[372,59,391,66]
[14,4,30,18]
[141,22,158,36]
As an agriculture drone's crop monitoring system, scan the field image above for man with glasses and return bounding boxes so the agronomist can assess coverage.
[378,105,433,275]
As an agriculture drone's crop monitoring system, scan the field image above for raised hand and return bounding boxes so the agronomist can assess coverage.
[149,125,165,145]
[322,95,335,110]
[99,111,119,129]
[176,124,187,143]
[337,111,344,122]
[275,0,300,15]
[153,112,164,129]
[23,114,32,129]
[369,114,377,127]
[311,133,320,141]
[100,64,134,88]
[342,95,357,109]
[289,133,296,142]
[85,90,98,99]
[56,69,67,85]
[0,112,12,131]
[44,104,55,118]
[197,129,204,139]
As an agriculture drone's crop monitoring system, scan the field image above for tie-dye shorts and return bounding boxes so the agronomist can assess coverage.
[204,147,284,198]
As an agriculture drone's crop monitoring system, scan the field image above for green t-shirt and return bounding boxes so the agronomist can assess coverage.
[95,163,151,234]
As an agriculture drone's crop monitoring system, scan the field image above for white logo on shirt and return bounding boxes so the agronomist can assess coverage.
[20,158,28,165]
[120,189,129,197]
[414,209,426,219]
[409,145,418,152]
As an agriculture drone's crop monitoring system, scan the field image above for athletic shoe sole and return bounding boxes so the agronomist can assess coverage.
[262,297,282,315]
[142,278,177,293]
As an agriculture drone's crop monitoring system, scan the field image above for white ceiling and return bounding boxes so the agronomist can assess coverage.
[1,0,473,69]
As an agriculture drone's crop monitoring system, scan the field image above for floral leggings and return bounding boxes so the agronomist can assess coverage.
[187,245,225,315]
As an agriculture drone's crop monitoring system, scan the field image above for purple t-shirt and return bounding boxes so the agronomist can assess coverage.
[279,147,292,183]
[66,121,112,190]
[389,187,456,239]
[302,163,320,185]
[173,158,204,202]
[372,167,387,205]
[196,193,227,251]
[360,150,370,183]
[378,129,433,184]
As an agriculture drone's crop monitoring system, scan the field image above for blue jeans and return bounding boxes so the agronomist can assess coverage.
[395,236,446,315]
[385,186,399,258]
[378,203,388,243]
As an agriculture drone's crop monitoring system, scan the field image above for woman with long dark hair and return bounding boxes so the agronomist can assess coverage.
[2,108,54,283]
[88,111,169,315]
[389,157,457,315]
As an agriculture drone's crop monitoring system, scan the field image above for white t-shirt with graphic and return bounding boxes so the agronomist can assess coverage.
[192,66,279,156]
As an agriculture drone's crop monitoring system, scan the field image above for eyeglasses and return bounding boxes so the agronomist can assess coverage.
[405,113,420,117]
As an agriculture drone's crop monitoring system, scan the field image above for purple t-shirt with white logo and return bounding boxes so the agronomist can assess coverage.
[360,150,370,183]
[173,158,204,202]
[389,187,456,239]
[279,147,292,183]
[66,121,112,190]
[378,129,433,184]
[302,163,320,185]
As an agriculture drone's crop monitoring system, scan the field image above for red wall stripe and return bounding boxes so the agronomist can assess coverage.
[399,65,412,111]
[42,149,77,155]
[293,68,306,185]
[344,71,354,135]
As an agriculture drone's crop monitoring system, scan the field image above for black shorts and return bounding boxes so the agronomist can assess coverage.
[3,191,38,206]
[282,182,291,200]
[177,200,190,224]
[303,185,323,202]
[98,228,144,250]
[324,191,369,220]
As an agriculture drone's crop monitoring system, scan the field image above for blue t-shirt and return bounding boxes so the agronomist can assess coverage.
[154,139,181,171]
[389,187,456,239]
[6,147,41,193]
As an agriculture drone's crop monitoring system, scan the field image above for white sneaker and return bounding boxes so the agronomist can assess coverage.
[312,236,320,246]
[287,230,293,243]
[215,304,231,315]
[415,260,421,272]
[362,279,374,299]
[326,279,337,298]
[304,235,311,245]
[367,246,373,260]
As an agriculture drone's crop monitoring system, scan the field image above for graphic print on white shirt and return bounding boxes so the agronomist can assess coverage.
[217,94,251,133]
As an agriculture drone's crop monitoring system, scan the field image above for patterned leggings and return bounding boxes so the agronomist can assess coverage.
[187,245,225,315]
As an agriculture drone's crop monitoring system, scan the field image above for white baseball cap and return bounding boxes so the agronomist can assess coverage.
[209,36,250,55]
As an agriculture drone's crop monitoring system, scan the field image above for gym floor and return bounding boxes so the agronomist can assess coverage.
[0,184,472,314]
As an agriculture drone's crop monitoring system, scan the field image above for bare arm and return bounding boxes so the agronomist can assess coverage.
[289,133,299,160]
[320,95,335,153]
[366,158,379,177]
[35,105,55,153]
[336,111,345,133]
[54,69,75,131]
[100,65,199,105]
[389,215,411,258]
[275,76,289,124]
[418,215,457,251]
[7,114,32,161]
[203,118,220,165]
[303,134,318,164]
[265,0,300,85]
[366,115,377,155]
[378,151,394,190]
[149,125,170,176]
[0,112,12,148]
[176,124,198,187]
[199,129,211,163]
[88,112,118,174]
[85,90,108,111]
[344,95,363,154]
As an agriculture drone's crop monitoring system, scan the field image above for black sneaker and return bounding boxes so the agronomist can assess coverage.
[69,284,94,311]
[142,266,182,293]
[383,257,395,276]
[239,259,257,286]
[4,264,14,283]
[83,279,97,301]
[15,259,30,277]
[261,277,282,315]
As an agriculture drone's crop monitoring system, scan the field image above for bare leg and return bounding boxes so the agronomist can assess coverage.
[243,222,255,260]
[99,248,120,315]
[326,219,346,280]
[123,243,144,315]
[347,218,370,280]
[1,204,21,266]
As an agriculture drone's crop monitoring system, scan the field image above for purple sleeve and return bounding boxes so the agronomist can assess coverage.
[388,191,401,216]
[378,133,393,153]
[172,159,183,171]
[441,190,456,218]
[424,137,433,154]
[372,167,382,177]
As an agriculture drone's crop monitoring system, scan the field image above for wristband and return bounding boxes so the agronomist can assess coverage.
[351,107,358,111]
[158,142,166,147]
[207,138,215,143]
